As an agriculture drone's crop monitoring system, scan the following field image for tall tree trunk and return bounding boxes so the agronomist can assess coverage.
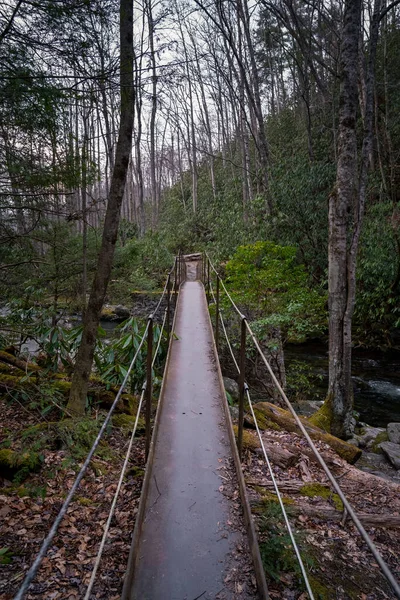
[147,0,158,227]
[67,0,134,416]
[327,0,386,439]
[327,0,361,439]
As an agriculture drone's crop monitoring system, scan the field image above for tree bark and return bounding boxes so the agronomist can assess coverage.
[327,0,361,439]
[327,0,385,439]
[67,0,134,416]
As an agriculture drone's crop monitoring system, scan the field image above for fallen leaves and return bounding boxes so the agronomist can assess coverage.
[0,399,146,599]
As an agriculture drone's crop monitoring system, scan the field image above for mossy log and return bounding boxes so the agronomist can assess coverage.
[0,350,40,372]
[233,425,297,467]
[250,496,400,528]
[247,402,362,464]
[0,372,138,414]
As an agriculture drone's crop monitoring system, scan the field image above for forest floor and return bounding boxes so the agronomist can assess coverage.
[0,397,145,600]
[241,425,400,599]
[1,391,400,600]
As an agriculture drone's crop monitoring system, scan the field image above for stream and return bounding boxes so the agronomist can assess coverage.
[285,342,400,428]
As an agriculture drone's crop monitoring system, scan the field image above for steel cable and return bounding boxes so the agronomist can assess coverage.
[14,320,150,600]
[209,279,315,598]
[207,256,400,599]
[83,308,168,599]
[206,252,244,318]
[13,259,178,600]
[152,256,178,317]
[244,321,400,599]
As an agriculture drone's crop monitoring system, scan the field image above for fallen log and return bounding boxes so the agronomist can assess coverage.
[235,429,297,468]
[247,402,362,464]
[0,350,40,372]
[250,497,400,528]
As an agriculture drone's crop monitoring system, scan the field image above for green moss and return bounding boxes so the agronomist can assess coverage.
[253,408,282,431]
[255,487,294,507]
[126,465,145,478]
[0,448,42,481]
[300,483,343,511]
[308,396,333,432]
[332,494,344,511]
[308,575,333,599]
[119,394,139,416]
[371,430,388,453]
[77,496,93,506]
[232,425,260,449]
[100,306,116,319]
[112,413,145,433]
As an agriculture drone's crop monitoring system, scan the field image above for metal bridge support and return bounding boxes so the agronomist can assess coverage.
[206,257,210,304]
[215,276,220,351]
[238,317,246,460]
[145,316,153,460]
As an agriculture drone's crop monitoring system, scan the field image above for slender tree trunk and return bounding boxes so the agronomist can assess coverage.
[67,0,134,416]
[147,0,158,227]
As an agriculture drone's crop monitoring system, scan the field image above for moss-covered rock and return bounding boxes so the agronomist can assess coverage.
[371,430,389,453]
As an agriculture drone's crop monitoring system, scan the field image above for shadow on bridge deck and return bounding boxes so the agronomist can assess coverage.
[122,268,259,600]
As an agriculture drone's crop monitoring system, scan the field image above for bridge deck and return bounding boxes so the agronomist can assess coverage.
[123,276,257,599]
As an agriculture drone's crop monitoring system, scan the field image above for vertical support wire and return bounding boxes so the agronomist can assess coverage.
[166,275,171,347]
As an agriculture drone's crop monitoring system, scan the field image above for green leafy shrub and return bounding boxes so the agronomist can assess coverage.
[225,241,327,342]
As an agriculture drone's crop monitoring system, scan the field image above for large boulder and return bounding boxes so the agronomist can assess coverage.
[223,377,239,402]
[387,423,400,445]
[379,441,400,470]
[294,400,323,417]
[115,304,131,318]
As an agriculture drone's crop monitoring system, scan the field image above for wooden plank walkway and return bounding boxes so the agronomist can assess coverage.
[122,272,258,600]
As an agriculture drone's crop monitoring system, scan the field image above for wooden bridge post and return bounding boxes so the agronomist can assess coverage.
[174,258,178,307]
[215,276,220,350]
[166,275,171,346]
[207,257,210,304]
[145,316,153,460]
[238,317,246,460]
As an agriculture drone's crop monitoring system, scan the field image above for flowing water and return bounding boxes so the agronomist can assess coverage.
[285,342,400,427]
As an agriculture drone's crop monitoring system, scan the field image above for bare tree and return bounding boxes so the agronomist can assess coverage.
[68,0,134,416]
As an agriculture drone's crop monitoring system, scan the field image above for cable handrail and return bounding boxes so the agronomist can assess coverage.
[152,255,179,317]
[205,253,400,600]
[14,257,180,600]
[13,321,150,600]
[206,252,244,318]
[83,308,168,599]
[209,278,315,598]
